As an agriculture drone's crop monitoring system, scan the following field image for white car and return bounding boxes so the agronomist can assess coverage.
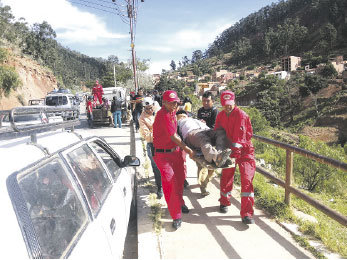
[0,106,64,131]
[45,93,80,120]
[0,122,139,258]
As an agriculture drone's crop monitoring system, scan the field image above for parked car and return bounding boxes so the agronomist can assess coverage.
[28,99,45,106]
[0,106,64,130]
[0,123,140,258]
[45,93,80,120]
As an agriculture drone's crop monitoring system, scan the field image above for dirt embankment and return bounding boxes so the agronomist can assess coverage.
[0,53,57,110]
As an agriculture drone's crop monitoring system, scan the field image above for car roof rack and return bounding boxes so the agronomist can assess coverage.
[0,106,80,141]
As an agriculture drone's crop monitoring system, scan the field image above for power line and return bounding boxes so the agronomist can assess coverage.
[66,0,116,14]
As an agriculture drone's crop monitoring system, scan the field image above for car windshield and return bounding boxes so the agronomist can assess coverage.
[46,96,68,106]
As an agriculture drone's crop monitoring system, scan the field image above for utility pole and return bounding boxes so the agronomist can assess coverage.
[112,0,142,94]
[113,64,117,87]
[128,0,138,93]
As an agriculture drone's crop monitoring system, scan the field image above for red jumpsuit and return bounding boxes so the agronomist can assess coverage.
[214,107,256,218]
[92,82,104,105]
[153,107,185,220]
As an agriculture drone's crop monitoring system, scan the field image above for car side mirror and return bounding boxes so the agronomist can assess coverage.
[122,155,140,167]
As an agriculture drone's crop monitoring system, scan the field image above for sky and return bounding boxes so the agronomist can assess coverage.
[1,0,278,74]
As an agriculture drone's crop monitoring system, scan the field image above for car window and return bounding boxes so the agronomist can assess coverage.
[89,141,121,180]
[66,144,112,215]
[46,96,68,106]
[17,158,88,259]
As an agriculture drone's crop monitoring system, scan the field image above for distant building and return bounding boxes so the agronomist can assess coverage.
[281,56,301,71]
[266,71,289,80]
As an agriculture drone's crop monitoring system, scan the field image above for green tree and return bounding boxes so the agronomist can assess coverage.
[0,65,22,97]
[170,60,176,71]
[319,62,338,79]
[320,23,337,50]
[191,50,203,63]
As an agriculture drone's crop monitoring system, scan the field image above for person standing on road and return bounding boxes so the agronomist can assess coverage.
[133,88,144,132]
[153,90,195,230]
[214,90,256,225]
[111,96,122,128]
[196,91,219,196]
[139,97,163,199]
[86,96,93,126]
[92,80,104,106]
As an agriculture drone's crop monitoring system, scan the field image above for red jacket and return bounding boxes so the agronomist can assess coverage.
[86,100,93,113]
[214,106,254,159]
[92,84,104,95]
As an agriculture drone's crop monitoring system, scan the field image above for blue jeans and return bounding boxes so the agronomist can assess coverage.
[134,110,141,130]
[113,110,122,128]
[147,143,162,191]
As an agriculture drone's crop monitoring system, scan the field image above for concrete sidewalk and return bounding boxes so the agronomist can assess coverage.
[134,130,315,259]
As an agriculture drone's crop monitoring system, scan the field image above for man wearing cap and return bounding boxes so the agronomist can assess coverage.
[139,97,163,199]
[214,90,256,224]
[153,90,195,230]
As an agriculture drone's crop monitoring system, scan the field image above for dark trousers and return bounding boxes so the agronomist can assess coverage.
[146,143,162,191]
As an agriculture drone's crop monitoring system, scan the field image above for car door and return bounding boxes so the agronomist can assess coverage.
[87,140,132,256]
[63,142,126,258]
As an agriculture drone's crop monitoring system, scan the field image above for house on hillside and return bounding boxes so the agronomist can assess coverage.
[281,56,301,71]
[213,69,230,81]
[266,71,289,80]
[152,74,161,84]
[329,56,345,74]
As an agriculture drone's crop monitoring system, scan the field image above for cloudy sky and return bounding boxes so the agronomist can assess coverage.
[1,0,277,74]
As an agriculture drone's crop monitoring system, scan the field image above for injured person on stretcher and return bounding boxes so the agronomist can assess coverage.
[176,111,235,169]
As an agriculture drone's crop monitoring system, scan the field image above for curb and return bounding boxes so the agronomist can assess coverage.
[129,122,161,259]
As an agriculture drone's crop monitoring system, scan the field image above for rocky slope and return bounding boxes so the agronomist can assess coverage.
[0,51,57,110]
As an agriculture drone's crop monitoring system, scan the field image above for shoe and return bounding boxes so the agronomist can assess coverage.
[201,191,210,197]
[221,158,235,168]
[172,218,182,230]
[215,149,232,167]
[157,189,163,199]
[184,179,189,188]
[219,205,228,213]
[200,187,210,197]
[181,204,189,214]
[242,216,255,224]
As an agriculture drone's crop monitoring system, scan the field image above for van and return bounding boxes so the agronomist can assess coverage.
[0,115,139,258]
[45,93,80,120]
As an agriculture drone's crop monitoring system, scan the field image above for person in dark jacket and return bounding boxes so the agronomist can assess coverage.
[111,96,123,128]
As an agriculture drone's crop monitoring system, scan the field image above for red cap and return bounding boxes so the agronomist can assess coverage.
[130,91,135,95]
[162,90,180,102]
[221,90,235,106]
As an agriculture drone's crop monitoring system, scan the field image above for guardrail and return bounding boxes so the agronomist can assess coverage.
[0,106,80,141]
[253,134,347,227]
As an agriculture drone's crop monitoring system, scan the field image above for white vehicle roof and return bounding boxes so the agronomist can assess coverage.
[0,129,82,258]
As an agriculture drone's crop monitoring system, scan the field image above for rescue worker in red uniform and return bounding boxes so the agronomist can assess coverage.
[214,90,256,224]
[153,90,195,230]
[92,80,104,106]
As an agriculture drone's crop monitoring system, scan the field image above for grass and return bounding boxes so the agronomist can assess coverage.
[253,173,347,258]
[141,139,164,234]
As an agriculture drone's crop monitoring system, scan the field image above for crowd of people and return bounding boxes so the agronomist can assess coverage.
[135,88,256,230]
[85,80,256,230]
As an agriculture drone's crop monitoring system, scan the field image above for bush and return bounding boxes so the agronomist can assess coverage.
[0,66,22,96]
[319,63,338,79]
[0,48,8,64]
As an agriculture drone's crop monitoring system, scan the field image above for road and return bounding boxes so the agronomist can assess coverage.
[75,112,315,259]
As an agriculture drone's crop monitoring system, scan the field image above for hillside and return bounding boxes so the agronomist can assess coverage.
[0,49,56,110]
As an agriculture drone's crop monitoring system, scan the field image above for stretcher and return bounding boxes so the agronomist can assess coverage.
[192,149,235,170]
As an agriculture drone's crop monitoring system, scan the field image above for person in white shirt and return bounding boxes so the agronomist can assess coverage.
[176,111,232,168]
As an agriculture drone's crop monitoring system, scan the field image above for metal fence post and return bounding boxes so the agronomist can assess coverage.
[285,150,293,205]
